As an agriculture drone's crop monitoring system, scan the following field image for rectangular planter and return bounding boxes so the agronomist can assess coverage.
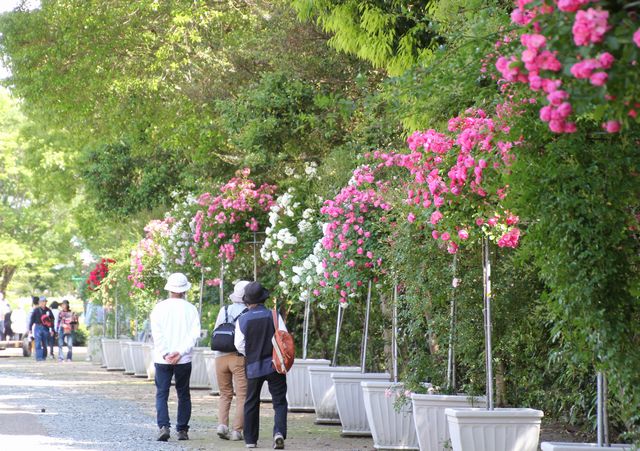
[189,347,210,389]
[332,372,390,436]
[287,358,331,412]
[203,350,220,395]
[142,343,155,380]
[119,340,135,375]
[128,342,147,378]
[308,365,360,424]
[445,407,543,451]
[411,393,486,451]
[101,338,125,371]
[541,443,632,450]
[361,381,419,450]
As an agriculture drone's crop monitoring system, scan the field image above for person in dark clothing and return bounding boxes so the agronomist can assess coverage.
[28,297,55,361]
[3,309,12,340]
[234,282,288,450]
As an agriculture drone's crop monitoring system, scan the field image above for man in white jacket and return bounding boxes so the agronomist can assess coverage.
[150,273,201,442]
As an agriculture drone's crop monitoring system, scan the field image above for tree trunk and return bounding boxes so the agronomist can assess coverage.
[0,265,16,293]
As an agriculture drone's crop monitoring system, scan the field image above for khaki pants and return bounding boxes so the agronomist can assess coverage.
[215,354,247,432]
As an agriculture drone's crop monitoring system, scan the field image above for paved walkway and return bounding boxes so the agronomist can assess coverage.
[0,347,374,450]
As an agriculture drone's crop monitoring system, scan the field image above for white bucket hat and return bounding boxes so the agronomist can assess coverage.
[229,280,251,304]
[164,273,192,293]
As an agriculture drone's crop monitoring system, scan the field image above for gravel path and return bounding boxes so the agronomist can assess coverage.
[0,348,375,451]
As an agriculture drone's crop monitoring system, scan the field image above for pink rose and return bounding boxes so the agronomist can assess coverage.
[432,230,440,240]
[603,120,621,133]
[589,72,608,86]
[407,212,416,223]
[572,8,610,46]
[458,229,469,240]
[440,232,451,241]
[430,210,443,225]
[634,28,640,48]
[597,52,615,69]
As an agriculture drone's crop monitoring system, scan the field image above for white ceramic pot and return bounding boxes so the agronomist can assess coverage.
[119,340,135,375]
[286,359,331,412]
[142,343,155,380]
[332,372,390,436]
[361,381,419,450]
[308,365,360,424]
[128,342,147,377]
[445,407,543,451]
[541,443,632,450]
[101,338,125,371]
[411,393,486,451]
[190,347,210,389]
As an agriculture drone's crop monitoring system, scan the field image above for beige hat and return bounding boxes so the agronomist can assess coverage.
[229,280,251,304]
[164,273,192,293]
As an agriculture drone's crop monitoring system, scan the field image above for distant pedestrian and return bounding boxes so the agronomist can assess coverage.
[214,280,250,442]
[28,296,54,361]
[3,306,12,340]
[57,300,77,362]
[235,282,288,450]
[0,292,8,338]
[150,273,200,442]
[49,301,60,359]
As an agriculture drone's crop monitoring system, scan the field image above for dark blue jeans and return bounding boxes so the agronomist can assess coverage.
[34,325,49,361]
[244,371,287,445]
[154,362,192,432]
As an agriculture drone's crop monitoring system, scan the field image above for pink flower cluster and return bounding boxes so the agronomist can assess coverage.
[129,218,174,290]
[569,52,614,86]
[318,173,392,304]
[572,8,609,46]
[557,0,591,13]
[191,168,275,264]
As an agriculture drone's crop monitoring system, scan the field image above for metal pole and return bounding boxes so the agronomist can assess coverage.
[302,295,311,360]
[603,372,609,446]
[393,284,399,384]
[447,254,458,391]
[198,270,204,319]
[361,280,372,373]
[597,372,603,446]
[483,237,494,410]
[253,231,258,281]
[331,304,345,366]
[219,261,225,307]
[114,285,118,339]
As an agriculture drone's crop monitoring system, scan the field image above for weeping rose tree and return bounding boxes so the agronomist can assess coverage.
[494,0,640,443]
[190,168,276,298]
[390,107,521,410]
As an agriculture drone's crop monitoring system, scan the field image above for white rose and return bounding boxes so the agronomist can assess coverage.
[292,275,301,285]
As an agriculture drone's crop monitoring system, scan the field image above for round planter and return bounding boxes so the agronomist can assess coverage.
[203,350,220,396]
[101,338,125,371]
[308,365,360,425]
[332,372,390,436]
[119,340,135,375]
[286,358,331,412]
[411,393,486,451]
[361,381,419,450]
[445,407,543,451]
[128,342,147,378]
[142,343,155,380]
[190,347,210,389]
[541,443,632,451]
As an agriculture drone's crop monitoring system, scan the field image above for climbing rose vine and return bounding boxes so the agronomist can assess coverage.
[496,0,640,133]
[87,257,116,291]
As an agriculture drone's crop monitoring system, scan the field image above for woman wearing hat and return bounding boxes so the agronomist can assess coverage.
[213,280,250,441]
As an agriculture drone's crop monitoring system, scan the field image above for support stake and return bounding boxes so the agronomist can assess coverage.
[361,280,372,373]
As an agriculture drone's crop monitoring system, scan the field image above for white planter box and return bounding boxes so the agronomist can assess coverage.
[101,338,125,371]
[142,343,155,380]
[286,359,331,412]
[541,443,632,451]
[308,365,360,424]
[332,372,390,436]
[445,407,543,451]
[203,350,219,395]
[129,342,147,378]
[361,381,419,450]
[411,393,486,451]
[190,347,210,389]
[120,340,135,375]
[89,336,103,365]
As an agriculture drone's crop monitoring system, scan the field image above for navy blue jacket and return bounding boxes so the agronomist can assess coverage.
[237,304,276,379]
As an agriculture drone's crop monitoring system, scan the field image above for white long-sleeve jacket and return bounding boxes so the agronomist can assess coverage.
[150,297,200,365]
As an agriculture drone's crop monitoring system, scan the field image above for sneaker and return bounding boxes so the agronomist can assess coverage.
[177,430,189,441]
[230,430,243,441]
[246,444,257,449]
[156,426,170,441]
[217,424,229,440]
[273,432,285,449]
